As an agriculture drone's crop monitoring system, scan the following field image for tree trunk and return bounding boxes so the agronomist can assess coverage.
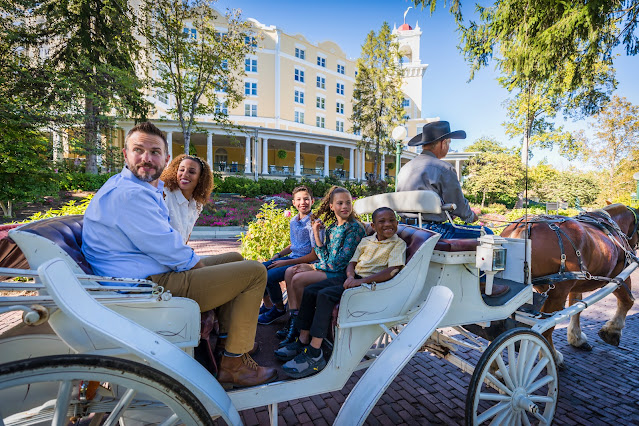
[184,131,191,156]
[481,191,486,209]
[84,98,99,174]
[0,200,12,217]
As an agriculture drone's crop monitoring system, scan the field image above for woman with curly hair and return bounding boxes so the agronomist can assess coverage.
[160,154,214,244]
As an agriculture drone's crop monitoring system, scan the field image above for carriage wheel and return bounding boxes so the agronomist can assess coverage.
[465,328,558,425]
[0,354,213,426]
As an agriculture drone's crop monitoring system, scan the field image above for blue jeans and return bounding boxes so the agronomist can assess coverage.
[421,222,493,239]
[262,256,295,305]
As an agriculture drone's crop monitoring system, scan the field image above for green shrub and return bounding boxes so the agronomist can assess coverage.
[240,201,291,261]
[283,177,299,194]
[258,178,284,195]
[59,172,116,191]
[482,203,508,215]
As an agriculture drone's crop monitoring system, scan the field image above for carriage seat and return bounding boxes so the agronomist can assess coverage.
[11,215,93,274]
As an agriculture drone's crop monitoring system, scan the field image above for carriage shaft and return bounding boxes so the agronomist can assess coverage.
[529,261,638,335]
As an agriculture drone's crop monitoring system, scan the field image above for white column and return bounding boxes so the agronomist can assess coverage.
[244,135,251,173]
[295,141,301,176]
[206,132,213,170]
[324,144,330,177]
[455,160,461,180]
[349,148,355,180]
[360,149,366,180]
[262,138,269,174]
[380,154,385,179]
[166,132,173,158]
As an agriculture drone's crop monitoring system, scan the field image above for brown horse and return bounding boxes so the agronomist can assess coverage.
[501,203,639,367]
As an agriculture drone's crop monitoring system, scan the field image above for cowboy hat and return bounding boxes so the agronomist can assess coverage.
[407,121,466,146]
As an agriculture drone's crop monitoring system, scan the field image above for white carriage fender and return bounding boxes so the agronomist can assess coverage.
[333,285,454,426]
[37,258,241,426]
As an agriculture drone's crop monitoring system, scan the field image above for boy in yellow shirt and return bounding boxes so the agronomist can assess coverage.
[275,207,406,378]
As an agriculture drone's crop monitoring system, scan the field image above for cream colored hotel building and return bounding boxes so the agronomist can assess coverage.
[115,11,473,180]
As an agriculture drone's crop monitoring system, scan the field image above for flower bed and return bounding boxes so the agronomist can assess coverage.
[196,193,292,227]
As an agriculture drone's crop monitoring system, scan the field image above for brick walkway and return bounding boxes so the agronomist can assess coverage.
[193,240,639,425]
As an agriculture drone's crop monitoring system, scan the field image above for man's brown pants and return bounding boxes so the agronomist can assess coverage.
[151,253,266,354]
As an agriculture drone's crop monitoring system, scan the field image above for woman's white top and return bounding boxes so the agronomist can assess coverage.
[163,188,203,244]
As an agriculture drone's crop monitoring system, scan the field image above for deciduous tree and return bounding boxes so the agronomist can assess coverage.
[581,96,639,201]
[142,0,254,154]
[351,22,406,179]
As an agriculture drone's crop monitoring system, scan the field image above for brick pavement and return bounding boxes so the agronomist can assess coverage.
[194,240,639,425]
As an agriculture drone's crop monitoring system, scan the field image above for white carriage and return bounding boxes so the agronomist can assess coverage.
[1,190,636,425]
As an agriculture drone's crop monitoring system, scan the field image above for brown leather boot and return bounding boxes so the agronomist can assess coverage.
[214,338,259,365]
[217,354,278,389]
[481,282,509,297]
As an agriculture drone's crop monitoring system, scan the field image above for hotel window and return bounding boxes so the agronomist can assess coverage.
[336,83,344,95]
[316,76,325,89]
[336,120,344,132]
[402,98,410,107]
[214,31,226,40]
[317,56,326,67]
[215,100,228,115]
[294,90,305,104]
[403,114,410,120]
[337,64,345,74]
[354,129,361,136]
[221,59,228,70]
[157,90,168,105]
[245,36,257,46]
[245,58,257,73]
[183,27,197,39]
[295,47,305,60]
[316,116,325,128]
[244,103,257,117]
[216,82,227,93]
[336,102,344,114]
[316,96,325,110]
[244,81,257,96]
[294,111,305,123]
[294,68,305,83]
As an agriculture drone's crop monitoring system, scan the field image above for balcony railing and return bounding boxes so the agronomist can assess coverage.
[214,162,244,173]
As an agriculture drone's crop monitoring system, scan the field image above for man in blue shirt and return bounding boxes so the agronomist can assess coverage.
[82,121,276,388]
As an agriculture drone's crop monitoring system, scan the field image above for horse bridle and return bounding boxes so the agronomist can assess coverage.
[626,205,639,248]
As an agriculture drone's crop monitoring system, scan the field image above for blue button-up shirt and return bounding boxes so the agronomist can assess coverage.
[289,214,314,258]
[82,167,200,280]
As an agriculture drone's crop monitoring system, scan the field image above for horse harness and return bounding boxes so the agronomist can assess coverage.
[520,208,639,298]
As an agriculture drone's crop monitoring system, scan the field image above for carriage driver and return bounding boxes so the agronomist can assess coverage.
[81,121,277,388]
[396,121,506,296]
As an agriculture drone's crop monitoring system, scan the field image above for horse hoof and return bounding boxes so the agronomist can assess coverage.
[575,342,592,351]
[598,329,620,347]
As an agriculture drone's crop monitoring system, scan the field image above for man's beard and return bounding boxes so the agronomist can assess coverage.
[127,160,163,182]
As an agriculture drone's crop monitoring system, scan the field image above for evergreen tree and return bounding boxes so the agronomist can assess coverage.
[5,0,149,174]
[351,22,406,180]
[142,0,254,154]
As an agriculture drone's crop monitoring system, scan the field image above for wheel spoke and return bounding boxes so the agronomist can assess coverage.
[52,380,73,426]
[527,375,555,394]
[508,343,518,386]
[489,404,511,425]
[477,401,510,424]
[479,392,512,402]
[521,345,541,385]
[524,357,549,388]
[104,388,137,426]
[486,372,513,396]
[495,353,516,391]
[522,411,532,426]
[158,413,180,426]
[516,339,529,385]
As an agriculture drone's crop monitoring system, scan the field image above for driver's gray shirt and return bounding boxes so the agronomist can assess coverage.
[396,151,475,223]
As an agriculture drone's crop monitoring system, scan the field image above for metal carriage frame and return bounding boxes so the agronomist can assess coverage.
[1,190,636,425]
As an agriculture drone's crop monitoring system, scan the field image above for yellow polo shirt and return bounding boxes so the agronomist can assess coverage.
[350,233,406,278]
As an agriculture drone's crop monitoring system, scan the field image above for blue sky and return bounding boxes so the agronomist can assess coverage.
[217,0,639,169]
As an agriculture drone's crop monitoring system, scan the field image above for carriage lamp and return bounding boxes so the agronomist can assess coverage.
[476,235,507,296]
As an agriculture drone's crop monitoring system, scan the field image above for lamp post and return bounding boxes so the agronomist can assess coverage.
[391,126,407,192]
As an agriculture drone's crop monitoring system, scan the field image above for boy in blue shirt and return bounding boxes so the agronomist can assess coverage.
[259,186,317,324]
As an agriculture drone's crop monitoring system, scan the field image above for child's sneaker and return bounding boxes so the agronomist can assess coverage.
[259,304,269,315]
[258,306,287,325]
[282,346,326,378]
[274,339,305,361]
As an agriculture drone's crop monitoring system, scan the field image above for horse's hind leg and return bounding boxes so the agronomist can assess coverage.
[599,278,634,346]
[566,292,592,351]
